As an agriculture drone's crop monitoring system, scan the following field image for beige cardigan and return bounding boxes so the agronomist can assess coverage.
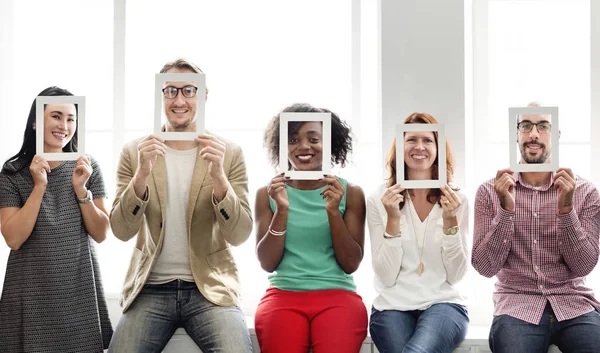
[109,136,253,312]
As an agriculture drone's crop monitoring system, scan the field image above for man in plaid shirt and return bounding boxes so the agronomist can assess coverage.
[473,106,600,353]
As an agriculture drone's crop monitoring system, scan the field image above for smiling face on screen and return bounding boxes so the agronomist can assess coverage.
[43,103,77,152]
[287,121,323,171]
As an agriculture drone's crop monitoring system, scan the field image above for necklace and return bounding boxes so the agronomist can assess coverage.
[408,196,429,277]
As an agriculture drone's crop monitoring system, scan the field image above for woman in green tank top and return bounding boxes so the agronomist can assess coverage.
[253,103,368,353]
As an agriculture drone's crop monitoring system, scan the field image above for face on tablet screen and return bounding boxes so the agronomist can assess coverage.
[287,121,323,172]
[43,103,77,153]
[516,112,553,165]
[403,130,438,180]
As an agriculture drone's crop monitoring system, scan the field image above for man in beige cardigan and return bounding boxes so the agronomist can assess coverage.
[108,58,253,353]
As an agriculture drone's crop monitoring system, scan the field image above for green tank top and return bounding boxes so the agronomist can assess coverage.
[268,177,356,292]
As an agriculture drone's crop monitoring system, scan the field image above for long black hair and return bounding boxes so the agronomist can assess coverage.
[1,86,77,174]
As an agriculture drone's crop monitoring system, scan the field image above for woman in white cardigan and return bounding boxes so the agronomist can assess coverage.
[367,112,469,353]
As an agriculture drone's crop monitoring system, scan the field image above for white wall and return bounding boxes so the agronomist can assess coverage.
[0,0,15,295]
[379,0,489,324]
[380,0,466,187]
[0,0,15,165]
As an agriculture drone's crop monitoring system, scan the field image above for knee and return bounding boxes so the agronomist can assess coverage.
[488,317,535,353]
[107,332,135,353]
[370,324,409,353]
[214,333,253,353]
[402,345,430,353]
[489,316,522,340]
[401,334,462,353]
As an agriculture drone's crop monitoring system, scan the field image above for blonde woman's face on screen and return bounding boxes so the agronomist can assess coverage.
[403,131,436,172]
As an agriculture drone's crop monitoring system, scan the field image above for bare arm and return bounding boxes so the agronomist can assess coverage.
[0,184,45,250]
[1,156,51,250]
[255,174,289,272]
[72,156,109,243]
[324,179,365,274]
[79,197,110,243]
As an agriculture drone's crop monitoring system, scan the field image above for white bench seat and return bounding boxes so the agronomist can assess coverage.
[163,321,562,353]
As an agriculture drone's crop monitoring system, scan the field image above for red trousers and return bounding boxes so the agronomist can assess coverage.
[254,288,368,353]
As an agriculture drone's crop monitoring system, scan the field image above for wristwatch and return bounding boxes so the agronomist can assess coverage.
[77,189,93,204]
[443,226,459,235]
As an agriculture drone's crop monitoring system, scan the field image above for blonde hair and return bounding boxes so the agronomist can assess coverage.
[159,58,208,95]
[159,58,203,74]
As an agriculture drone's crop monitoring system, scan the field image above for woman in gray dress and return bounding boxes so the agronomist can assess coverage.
[0,87,113,353]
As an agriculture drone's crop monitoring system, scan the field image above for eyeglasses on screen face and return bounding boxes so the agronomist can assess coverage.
[517,121,552,134]
[162,85,198,99]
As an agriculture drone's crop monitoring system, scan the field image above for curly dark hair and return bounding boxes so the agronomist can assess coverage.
[264,103,353,168]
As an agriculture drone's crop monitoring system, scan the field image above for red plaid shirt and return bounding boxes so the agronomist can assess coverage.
[473,173,600,324]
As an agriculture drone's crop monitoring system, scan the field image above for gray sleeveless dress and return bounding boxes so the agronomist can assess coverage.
[0,157,113,353]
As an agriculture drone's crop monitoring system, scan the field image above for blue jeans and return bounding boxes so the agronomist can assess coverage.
[369,303,469,353]
[108,280,252,353]
[489,302,600,353]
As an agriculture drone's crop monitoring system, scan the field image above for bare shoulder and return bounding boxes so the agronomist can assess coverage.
[254,185,273,217]
[256,185,268,198]
[345,181,366,205]
[255,186,271,207]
